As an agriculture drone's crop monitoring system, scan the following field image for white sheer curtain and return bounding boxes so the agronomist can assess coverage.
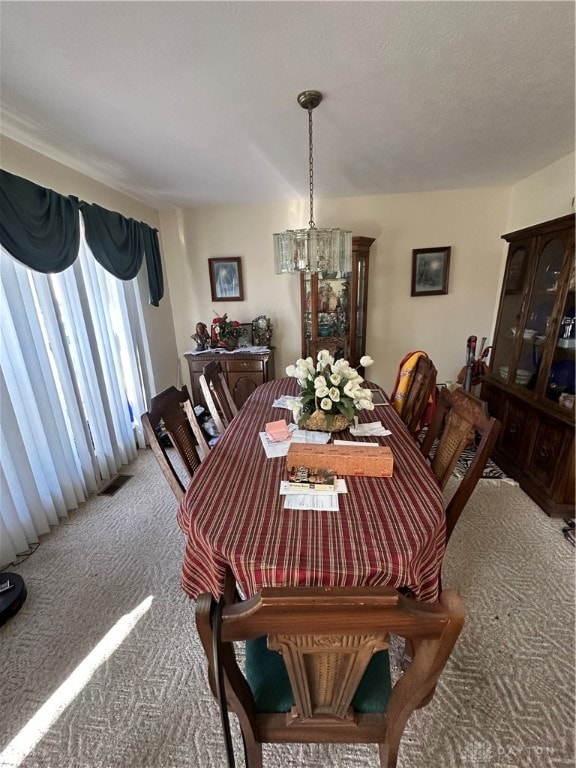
[0,222,153,567]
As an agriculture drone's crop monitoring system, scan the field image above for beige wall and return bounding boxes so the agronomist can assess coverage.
[506,153,575,233]
[164,188,512,394]
[1,136,179,394]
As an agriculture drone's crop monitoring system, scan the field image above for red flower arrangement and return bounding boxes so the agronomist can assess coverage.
[211,313,246,348]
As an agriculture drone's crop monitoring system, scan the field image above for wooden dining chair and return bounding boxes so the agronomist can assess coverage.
[400,354,437,437]
[420,386,501,543]
[181,399,213,459]
[199,360,238,434]
[196,576,465,768]
[306,337,349,362]
[141,385,202,502]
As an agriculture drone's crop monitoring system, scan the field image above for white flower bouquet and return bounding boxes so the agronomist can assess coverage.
[286,350,375,430]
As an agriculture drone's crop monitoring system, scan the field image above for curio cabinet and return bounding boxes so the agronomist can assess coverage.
[300,236,374,369]
[481,214,575,516]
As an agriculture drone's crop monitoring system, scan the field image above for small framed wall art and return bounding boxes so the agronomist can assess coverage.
[208,257,244,302]
[411,246,451,297]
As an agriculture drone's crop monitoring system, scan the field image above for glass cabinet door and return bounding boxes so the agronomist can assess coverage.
[491,240,532,386]
[516,234,565,392]
[544,254,575,411]
[351,252,368,366]
[301,271,351,361]
[300,237,373,368]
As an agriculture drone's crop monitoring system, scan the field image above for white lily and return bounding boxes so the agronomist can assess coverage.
[317,350,334,367]
[332,359,347,373]
[343,379,357,397]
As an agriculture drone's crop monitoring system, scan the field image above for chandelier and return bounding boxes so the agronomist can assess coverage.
[273,90,352,275]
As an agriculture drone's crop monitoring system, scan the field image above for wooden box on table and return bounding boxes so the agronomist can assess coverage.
[287,443,394,478]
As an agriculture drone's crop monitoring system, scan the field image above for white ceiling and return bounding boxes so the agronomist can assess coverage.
[1,1,574,210]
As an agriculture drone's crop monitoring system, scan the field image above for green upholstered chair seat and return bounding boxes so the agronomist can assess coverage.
[245,636,392,714]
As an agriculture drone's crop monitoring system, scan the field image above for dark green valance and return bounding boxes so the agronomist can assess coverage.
[80,201,143,279]
[0,169,80,272]
[79,201,163,307]
[141,224,164,307]
[0,170,164,306]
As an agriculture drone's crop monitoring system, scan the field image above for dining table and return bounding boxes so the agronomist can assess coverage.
[177,377,446,603]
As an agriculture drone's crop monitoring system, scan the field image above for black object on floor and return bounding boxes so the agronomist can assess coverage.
[0,572,27,626]
[98,474,133,496]
[562,519,575,548]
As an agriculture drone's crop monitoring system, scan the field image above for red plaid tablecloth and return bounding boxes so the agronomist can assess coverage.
[178,378,446,602]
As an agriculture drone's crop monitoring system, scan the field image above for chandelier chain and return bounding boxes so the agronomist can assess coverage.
[272,89,353,276]
[308,107,315,229]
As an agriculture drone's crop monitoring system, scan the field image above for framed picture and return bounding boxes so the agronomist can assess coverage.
[208,257,244,302]
[411,247,451,297]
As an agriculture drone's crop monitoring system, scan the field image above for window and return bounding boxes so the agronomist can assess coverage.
[0,223,154,566]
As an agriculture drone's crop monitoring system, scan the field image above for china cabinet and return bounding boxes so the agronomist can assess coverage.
[300,236,374,368]
[481,214,575,517]
[185,349,275,410]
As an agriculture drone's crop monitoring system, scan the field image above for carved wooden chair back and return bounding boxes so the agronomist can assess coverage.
[420,387,501,542]
[196,576,465,768]
[400,354,437,437]
[181,399,211,459]
[307,337,350,362]
[141,385,202,501]
[199,361,238,433]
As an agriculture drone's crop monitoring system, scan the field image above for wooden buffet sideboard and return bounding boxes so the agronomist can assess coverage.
[184,349,275,410]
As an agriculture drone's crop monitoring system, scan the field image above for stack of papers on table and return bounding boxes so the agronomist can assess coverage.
[292,430,331,444]
[259,427,330,459]
[265,419,292,442]
[185,345,270,356]
[349,421,392,437]
[283,493,340,511]
[272,395,302,409]
[279,478,347,511]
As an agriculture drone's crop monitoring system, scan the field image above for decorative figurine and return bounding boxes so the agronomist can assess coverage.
[191,322,211,351]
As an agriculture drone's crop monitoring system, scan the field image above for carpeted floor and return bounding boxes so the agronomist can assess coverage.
[0,448,574,768]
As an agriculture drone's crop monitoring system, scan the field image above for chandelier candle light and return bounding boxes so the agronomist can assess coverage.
[286,350,375,432]
[273,91,352,275]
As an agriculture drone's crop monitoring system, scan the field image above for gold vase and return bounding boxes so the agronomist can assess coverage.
[300,409,351,433]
